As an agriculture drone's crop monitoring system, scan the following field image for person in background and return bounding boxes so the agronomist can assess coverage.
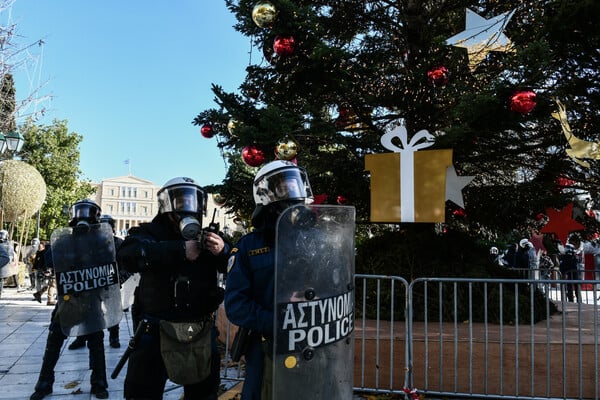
[30,199,110,400]
[23,238,41,291]
[116,177,228,400]
[0,241,11,299]
[32,241,56,306]
[224,160,313,400]
[560,243,580,302]
[0,229,17,293]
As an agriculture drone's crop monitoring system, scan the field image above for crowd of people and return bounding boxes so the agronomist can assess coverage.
[18,160,312,400]
[489,231,600,303]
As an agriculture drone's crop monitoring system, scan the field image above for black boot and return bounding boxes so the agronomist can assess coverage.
[29,380,52,400]
[31,327,64,400]
[68,336,86,350]
[88,331,109,399]
[108,325,120,348]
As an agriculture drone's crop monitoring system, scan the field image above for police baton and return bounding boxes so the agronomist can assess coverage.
[111,320,146,379]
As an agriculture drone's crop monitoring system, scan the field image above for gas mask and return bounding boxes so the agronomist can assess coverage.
[179,215,202,240]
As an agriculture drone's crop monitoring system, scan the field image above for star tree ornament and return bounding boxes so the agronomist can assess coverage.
[252,2,277,28]
[539,203,585,244]
[551,99,600,168]
[445,166,474,208]
[445,8,516,70]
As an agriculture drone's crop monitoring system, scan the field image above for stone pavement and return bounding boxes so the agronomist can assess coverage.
[0,286,185,400]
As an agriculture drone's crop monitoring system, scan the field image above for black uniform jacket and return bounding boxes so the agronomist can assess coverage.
[116,214,229,321]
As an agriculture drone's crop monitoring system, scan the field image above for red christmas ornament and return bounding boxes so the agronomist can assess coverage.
[427,66,449,87]
[273,35,295,57]
[200,124,214,138]
[241,145,266,167]
[336,195,349,205]
[313,194,329,205]
[452,208,467,218]
[509,90,537,114]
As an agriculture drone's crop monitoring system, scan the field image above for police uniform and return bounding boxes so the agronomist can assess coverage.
[31,200,110,400]
[116,212,229,400]
[224,229,275,400]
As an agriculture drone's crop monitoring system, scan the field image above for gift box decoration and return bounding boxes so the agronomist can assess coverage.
[365,125,453,223]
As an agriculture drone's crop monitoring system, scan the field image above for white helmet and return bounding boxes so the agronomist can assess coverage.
[253,160,313,207]
[0,229,8,242]
[157,177,207,216]
[519,238,531,248]
[490,246,498,255]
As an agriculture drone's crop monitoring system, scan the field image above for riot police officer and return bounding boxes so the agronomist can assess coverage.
[224,160,313,400]
[30,200,110,400]
[116,177,229,400]
[68,214,126,350]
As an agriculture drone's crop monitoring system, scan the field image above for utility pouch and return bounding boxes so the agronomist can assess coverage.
[159,319,212,385]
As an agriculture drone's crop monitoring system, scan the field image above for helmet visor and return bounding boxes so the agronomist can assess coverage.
[70,203,100,223]
[159,185,205,214]
[255,168,312,206]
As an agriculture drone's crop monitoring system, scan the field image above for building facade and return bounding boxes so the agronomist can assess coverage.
[91,175,239,237]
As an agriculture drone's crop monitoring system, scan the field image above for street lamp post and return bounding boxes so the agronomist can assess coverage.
[0,131,25,158]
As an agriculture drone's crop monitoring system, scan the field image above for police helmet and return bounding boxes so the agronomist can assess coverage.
[565,243,576,254]
[69,199,101,225]
[32,237,40,246]
[253,160,313,207]
[0,229,8,242]
[490,246,499,255]
[519,238,531,248]
[157,177,207,217]
[99,214,116,228]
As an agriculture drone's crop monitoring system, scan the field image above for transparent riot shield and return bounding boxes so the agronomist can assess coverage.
[273,204,355,399]
[51,223,122,336]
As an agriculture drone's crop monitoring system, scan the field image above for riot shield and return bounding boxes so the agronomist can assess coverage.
[51,223,122,336]
[273,204,355,399]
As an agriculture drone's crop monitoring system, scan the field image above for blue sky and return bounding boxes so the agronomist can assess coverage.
[7,0,250,187]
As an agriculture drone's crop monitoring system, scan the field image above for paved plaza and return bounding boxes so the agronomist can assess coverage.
[0,286,185,400]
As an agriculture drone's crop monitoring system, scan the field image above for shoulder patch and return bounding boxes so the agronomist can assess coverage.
[227,255,236,274]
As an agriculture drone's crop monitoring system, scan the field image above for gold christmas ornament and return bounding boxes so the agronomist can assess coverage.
[0,160,47,222]
[212,193,226,206]
[275,137,298,161]
[227,118,238,135]
[252,2,277,29]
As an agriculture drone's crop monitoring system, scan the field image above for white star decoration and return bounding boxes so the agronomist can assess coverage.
[446,8,516,70]
[446,166,474,208]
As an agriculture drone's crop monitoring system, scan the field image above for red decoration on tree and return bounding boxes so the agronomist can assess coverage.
[539,203,585,244]
[241,145,266,167]
[313,194,329,204]
[452,208,467,218]
[509,90,537,114]
[200,124,214,138]
[273,35,295,56]
[336,195,349,205]
[427,66,449,87]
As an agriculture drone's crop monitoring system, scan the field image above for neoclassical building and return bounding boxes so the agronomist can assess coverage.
[91,175,238,237]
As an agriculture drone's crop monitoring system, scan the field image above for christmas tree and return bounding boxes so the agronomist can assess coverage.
[193,0,600,274]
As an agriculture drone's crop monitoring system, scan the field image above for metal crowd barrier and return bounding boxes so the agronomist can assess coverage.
[217,273,600,399]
